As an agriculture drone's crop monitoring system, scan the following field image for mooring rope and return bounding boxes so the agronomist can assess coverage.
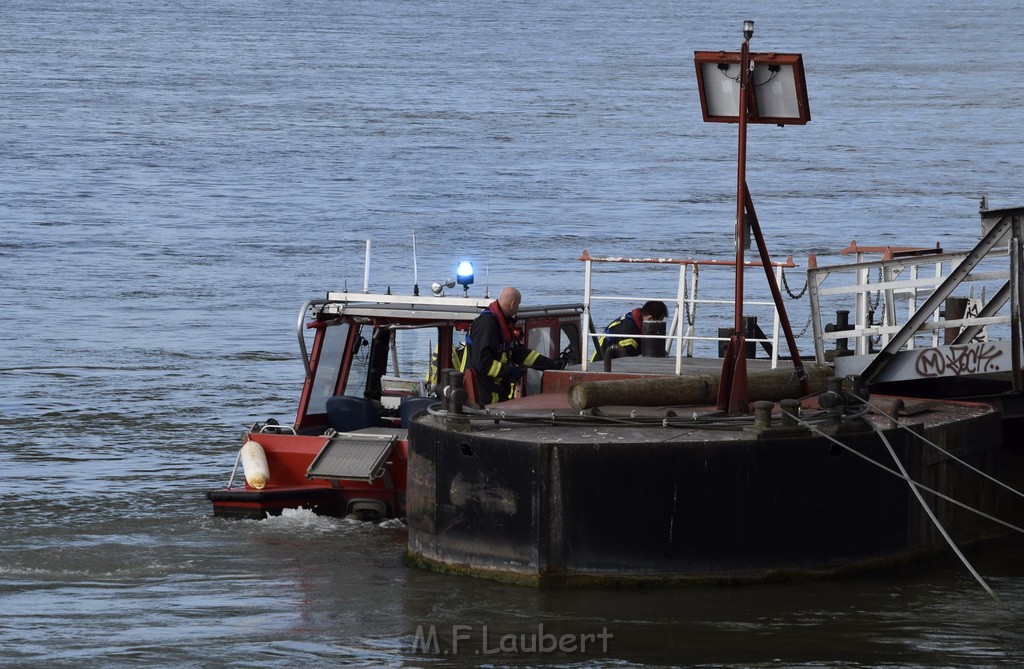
[850,395,1024,502]
[871,420,1003,606]
[779,406,1023,607]
[777,409,1024,537]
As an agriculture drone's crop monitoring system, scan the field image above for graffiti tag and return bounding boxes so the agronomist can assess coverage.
[914,342,1004,378]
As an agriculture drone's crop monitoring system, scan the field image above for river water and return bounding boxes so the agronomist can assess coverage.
[2,1,1024,667]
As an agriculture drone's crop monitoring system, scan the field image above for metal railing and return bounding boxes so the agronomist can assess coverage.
[806,208,1023,389]
[809,249,1015,361]
[579,251,799,373]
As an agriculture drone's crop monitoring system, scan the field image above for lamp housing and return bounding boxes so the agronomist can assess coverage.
[456,261,474,287]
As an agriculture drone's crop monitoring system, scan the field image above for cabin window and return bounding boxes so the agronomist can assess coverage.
[308,323,352,415]
[527,325,555,358]
[347,325,440,407]
[525,321,558,395]
[560,322,581,364]
[390,327,438,383]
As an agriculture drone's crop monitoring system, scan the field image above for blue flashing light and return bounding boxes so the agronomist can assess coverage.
[456,261,474,287]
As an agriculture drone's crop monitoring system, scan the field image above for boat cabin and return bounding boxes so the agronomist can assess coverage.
[208,291,584,520]
[295,291,585,431]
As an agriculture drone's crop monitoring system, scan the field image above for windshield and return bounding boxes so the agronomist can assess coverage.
[314,324,440,407]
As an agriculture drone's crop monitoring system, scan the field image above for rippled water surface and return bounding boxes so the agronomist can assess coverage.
[2,1,1024,666]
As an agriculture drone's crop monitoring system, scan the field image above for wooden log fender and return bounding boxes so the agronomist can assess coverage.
[567,363,834,410]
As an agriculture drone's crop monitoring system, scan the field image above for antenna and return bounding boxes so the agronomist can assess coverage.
[363,239,371,293]
[412,230,420,296]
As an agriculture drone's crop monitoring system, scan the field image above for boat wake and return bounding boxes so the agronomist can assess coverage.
[257,507,406,535]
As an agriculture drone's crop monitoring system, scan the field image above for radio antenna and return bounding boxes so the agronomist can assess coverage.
[412,230,420,296]
[363,239,371,293]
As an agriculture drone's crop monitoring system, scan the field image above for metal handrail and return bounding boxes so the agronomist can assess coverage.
[579,251,796,373]
[808,247,1014,364]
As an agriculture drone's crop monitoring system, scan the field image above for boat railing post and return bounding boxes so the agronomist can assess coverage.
[770,264,782,369]
[881,262,896,349]
[807,264,827,364]
[687,264,699,357]
[855,264,869,355]
[582,255,593,371]
[909,261,925,344]
[1010,220,1023,391]
[674,264,686,374]
[930,259,944,348]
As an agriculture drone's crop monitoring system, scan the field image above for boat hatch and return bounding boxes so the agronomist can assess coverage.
[306,431,398,485]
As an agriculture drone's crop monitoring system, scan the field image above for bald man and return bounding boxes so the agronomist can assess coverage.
[464,286,563,404]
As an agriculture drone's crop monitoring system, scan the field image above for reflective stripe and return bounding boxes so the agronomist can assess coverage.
[522,350,540,366]
[486,359,503,378]
[618,337,639,351]
[428,344,467,382]
[591,332,641,362]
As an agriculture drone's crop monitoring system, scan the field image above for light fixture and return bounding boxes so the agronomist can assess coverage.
[430,279,455,296]
[456,261,474,296]
[743,20,754,41]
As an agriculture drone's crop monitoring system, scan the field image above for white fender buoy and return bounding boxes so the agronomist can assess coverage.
[240,439,269,490]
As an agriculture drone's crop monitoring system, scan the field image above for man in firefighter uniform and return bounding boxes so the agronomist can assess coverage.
[591,300,669,361]
[464,286,563,404]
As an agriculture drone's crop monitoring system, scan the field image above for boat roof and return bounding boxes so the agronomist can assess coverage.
[316,291,584,324]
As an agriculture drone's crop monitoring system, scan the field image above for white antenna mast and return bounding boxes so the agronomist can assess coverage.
[412,230,420,296]
[363,239,371,293]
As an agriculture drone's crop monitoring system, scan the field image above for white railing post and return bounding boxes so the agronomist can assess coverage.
[582,257,593,371]
[687,265,699,357]
[856,264,870,355]
[771,264,782,368]
[674,264,686,374]
[931,259,944,347]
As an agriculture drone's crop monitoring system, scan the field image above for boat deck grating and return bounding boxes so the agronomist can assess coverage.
[306,432,397,483]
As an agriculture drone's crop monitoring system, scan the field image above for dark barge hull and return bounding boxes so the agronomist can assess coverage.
[405,401,1012,586]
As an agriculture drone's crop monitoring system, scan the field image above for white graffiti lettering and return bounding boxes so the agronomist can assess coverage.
[914,343,1004,378]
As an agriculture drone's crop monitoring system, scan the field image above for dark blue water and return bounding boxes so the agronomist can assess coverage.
[2,1,1024,666]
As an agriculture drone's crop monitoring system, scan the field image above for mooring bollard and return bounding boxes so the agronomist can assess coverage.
[780,398,801,427]
[753,400,774,429]
[641,319,667,357]
[825,309,853,361]
[446,371,466,414]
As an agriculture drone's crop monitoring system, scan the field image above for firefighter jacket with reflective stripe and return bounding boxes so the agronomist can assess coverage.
[591,308,643,361]
[465,300,554,404]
